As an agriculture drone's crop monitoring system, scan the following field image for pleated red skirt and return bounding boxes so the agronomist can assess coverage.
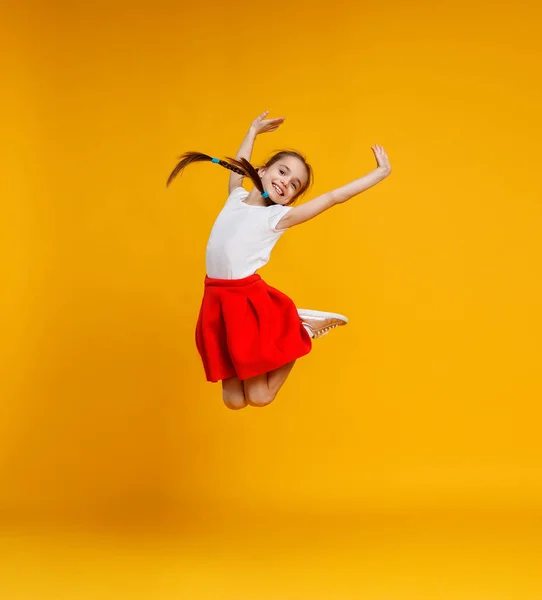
[195,274,312,382]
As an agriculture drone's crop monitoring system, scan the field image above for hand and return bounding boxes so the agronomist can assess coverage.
[371,144,392,175]
[250,110,286,135]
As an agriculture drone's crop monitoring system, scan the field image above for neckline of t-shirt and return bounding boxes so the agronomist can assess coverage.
[236,187,264,208]
[236,188,285,210]
[240,199,269,209]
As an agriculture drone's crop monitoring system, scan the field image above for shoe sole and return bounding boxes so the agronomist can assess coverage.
[297,309,349,324]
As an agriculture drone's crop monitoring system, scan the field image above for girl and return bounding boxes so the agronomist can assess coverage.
[167,111,391,410]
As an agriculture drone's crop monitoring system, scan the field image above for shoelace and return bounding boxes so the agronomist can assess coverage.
[312,324,339,339]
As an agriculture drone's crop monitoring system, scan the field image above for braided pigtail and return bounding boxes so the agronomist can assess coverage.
[166,152,266,198]
[224,157,265,194]
[166,152,214,187]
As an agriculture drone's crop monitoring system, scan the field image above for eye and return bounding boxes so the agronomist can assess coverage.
[279,169,285,175]
[291,183,297,190]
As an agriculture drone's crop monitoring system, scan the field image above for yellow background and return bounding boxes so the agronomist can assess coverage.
[2,0,542,598]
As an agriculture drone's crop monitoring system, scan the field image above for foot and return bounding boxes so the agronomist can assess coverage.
[297,309,348,339]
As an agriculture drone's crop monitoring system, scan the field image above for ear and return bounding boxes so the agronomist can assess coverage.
[258,166,266,177]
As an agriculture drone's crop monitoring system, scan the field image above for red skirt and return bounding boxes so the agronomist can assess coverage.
[195,274,312,382]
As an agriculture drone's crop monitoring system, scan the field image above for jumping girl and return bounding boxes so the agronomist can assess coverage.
[167,111,391,410]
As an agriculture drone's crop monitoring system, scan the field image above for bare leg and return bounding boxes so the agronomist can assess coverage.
[267,360,296,396]
[221,376,248,410]
[243,360,296,408]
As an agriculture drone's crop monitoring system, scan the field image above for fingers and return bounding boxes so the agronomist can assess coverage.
[256,110,270,122]
[371,144,391,172]
[371,144,388,157]
[257,114,286,134]
[267,118,285,128]
[264,116,285,125]
[256,111,285,124]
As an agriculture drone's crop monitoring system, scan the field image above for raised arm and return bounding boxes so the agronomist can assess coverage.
[228,111,285,194]
[276,145,392,230]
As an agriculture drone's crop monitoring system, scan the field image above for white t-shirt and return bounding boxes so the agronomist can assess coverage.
[205,187,292,279]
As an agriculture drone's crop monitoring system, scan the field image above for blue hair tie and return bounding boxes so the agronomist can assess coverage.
[211,157,220,163]
[262,191,269,199]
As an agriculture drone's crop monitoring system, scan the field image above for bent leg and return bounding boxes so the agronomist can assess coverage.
[222,376,248,410]
[244,361,296,408]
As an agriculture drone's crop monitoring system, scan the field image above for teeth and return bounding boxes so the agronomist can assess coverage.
[272,183,283,195]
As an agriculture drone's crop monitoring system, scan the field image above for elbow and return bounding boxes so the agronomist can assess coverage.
[329,191,345,205]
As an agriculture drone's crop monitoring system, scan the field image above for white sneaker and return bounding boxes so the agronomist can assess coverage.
[297,309,349,339]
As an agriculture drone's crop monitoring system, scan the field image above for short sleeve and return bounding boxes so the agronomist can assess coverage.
[268,204,292,233]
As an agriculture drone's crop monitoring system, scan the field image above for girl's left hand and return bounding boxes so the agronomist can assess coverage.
[371,144,392,175]
[250,110,286,135]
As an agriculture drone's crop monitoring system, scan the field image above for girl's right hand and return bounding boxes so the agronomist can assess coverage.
[250,110,285,135]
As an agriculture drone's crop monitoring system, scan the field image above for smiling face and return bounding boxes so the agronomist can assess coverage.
[258,154,311,206]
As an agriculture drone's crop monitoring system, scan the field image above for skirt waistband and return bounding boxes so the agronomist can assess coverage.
[204,274,261,287]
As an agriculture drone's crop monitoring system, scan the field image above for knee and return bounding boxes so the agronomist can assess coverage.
[222,395,248,410]
[246,391,276,408]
